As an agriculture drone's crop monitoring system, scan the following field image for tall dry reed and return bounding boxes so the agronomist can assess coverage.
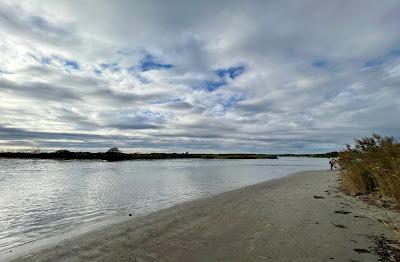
[338,134,400,203]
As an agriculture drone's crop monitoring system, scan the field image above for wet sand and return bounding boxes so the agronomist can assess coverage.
[6,170,399,261]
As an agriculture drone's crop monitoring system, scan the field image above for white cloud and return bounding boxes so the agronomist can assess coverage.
[0,0,399,152]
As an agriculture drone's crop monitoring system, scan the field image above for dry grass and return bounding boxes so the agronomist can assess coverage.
[382,215,400,242]
[338,134,400,252]
[338,134,400,204]
[377,214,400,261]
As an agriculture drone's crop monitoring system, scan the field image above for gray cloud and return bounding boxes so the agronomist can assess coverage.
[0,78,80,102]
[0,0,399,152]
[0,1,78,47]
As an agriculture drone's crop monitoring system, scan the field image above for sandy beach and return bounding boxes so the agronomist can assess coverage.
[5,170,399,262]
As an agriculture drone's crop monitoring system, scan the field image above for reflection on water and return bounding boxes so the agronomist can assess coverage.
[0,157,327,252]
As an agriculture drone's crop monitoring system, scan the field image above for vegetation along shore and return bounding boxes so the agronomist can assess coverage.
[0,147,339,161]
[337,134,400,260]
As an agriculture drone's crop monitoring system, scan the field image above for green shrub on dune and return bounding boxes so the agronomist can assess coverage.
[338,134,400,203]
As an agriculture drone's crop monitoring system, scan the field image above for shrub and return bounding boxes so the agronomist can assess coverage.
[338,134,400,202]
[106,147,121,154]
[55,150,71,154]
[25,146,41,154]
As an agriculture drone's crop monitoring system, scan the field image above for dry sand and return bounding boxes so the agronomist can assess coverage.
[5,170,400,262]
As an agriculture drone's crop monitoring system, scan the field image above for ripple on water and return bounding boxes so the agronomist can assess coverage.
[0,157,327,252]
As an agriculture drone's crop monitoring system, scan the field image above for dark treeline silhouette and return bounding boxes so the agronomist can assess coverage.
[0,148,279,161]
[0,148,339,161]
[277,151,339,158]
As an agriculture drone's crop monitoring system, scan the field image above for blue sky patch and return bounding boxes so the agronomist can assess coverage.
[140,54,174,72]
[389,49,400,56]
[363,58,385,69]
[221,94,244,110]
[64,59,80,70]
[203,65,245,92]
[99,63,120,72]
[363,48,400,69]
[31,55,79,70]
[30,54,51,65]
[216,66,245,79]
[39,57,51,65]
[312,60,327,68]
[205,79,227,92]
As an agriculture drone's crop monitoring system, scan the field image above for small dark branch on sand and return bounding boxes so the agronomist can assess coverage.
[375,236,400,262]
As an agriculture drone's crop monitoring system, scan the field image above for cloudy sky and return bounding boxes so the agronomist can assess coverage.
[0,0,399,153]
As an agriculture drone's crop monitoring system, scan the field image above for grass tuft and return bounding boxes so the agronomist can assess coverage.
[338,134,400,204]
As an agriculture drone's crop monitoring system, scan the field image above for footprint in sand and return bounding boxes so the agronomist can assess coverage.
[314,195,325,199]
[354,215,367,218]
[332,223,346,229]
[353,248,370,254]
[334,210,351,214]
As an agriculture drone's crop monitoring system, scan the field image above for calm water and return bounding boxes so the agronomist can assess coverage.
[0,157,327,252]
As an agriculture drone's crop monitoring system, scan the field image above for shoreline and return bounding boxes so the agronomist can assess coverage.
[0,152,278,161]
[0,151,338,161]
[5,170,399,261]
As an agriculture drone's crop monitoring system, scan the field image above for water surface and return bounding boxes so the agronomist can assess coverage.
[0,157,327,252]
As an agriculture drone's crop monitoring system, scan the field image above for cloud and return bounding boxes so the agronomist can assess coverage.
[0,78,80,102]
[0,1,78,47]
[0,0,399,152]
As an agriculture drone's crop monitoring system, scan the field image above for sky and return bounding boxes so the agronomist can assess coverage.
[0,0,400,153]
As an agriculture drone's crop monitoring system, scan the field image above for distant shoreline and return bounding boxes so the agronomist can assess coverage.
[0,152,278,161]
[0,151,338,161]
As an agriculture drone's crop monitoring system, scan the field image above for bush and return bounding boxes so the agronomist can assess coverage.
[106,147,121,154]
[338,134,400,202]
[55,150,71,154]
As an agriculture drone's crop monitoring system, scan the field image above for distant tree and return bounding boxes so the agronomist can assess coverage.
[27,146,41,154]
[55,150,71,154]
[107,147,121,154]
